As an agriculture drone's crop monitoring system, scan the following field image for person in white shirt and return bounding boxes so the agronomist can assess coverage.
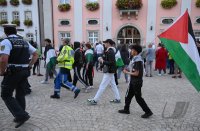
[95,41,104,71]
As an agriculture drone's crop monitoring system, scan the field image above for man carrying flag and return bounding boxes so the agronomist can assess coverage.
[158,10,200,92]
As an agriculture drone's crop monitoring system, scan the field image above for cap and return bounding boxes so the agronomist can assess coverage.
[2,24,16,28]
[3,24,17,35]
[129,44,142,54]
[103,39,115,45]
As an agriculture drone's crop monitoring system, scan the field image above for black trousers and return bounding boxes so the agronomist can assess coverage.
[73,66,88,87]
[33,58,39,74]
[83,64,93,86]
[124,81,151,113]
[1,69,30,119]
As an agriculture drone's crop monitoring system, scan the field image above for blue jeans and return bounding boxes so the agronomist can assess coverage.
[54,71,78,95]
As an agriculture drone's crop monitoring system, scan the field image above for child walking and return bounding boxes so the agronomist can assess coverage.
[118,45,153,118]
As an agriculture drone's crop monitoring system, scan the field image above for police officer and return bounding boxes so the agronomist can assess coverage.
[0,24,38,128]
[50,38,80,99]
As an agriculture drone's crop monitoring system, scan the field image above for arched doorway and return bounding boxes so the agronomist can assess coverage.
[117,26,141,45]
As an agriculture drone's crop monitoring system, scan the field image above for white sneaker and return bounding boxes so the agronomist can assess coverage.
[40,80,48,84]
[158,74,162,76]
[89,86,94,89]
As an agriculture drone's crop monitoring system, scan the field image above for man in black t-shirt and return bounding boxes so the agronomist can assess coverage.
[118,45,153,119]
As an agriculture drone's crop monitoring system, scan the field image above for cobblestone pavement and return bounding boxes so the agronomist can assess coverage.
[0,66,200,131]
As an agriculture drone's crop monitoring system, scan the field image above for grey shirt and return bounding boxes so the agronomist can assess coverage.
[146,48,155,61]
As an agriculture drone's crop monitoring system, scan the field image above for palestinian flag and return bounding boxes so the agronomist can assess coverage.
[158,10,200,92]
[46,49,57,71]
[115,50,124,67]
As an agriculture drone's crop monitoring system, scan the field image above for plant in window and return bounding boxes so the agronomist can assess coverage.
[116,0,143,10]
[24,19,32,26]
[161,0,177,9]
[11,19,20,26]
[10,0,19,6]
[58,3,71,12]
[196,0,200,8]
[22,0,32,5]
[86,2,99,11]
[0,20,8,25]
[0,0,7,6]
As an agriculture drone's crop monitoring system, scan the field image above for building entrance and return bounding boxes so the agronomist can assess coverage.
[117,26,141,46]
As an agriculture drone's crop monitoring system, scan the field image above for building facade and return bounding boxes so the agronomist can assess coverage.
[52,0,200,49]
[0,0,41,44]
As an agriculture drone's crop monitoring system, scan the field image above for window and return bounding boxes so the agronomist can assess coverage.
[12,11,19,20]
[60,0,70,4]
[194,31,200,40]
[88,20,98,25]
[26,33,34,41]
[196,17,200,24]
[88,31,98,44]
[59,32,70,40]
[0,12,7,21]
[59,32,71,46]
[60,20,70,25]
[25,11,32,20]
[161,18,174,24]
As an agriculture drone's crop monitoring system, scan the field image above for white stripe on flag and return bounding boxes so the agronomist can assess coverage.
[180,34,200,75]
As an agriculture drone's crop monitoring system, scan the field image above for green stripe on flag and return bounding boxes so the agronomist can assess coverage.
[160,38,200,92]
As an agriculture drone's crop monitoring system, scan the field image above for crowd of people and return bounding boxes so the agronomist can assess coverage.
[1,24,200,128]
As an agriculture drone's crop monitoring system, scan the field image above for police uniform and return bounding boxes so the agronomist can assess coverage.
[50,44,80,99]
[0,24,36,128]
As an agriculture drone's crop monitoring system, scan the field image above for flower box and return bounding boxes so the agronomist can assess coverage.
[24,19,32,26]
[0,20,8,25]
[0,0,7,6]
[11,19,20,26]
[10,0,19,6]
[161,0,177,9]
[58,3,71,12]
[22,0,32,5]
[196,0,200,8]
[86,2,99,11]
[116,0,143,10]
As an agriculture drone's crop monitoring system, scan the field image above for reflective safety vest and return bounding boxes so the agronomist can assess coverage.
[57,45,74,69]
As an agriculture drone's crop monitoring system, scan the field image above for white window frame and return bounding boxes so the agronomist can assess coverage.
[87,19,99,26]
[0,12,7,21]
[60,0,70,4]
[88,31,99,44]
[161,17,175,25]
[12,11,20,20]
[24,11,32,20]
[26,33,34,41]
[59,32,71,46]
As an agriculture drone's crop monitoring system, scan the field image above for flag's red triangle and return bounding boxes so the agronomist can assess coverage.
[158,10,188,43]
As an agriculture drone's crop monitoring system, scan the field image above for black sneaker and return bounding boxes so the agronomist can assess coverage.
[15,115,30,128]
[50,94,60,99]
[141,112,153,118]
[87,99,97,105]
[110,99,121,103]
[74,89,80,99]
[118,109,130,114]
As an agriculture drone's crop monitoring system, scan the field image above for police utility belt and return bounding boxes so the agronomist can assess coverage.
[6,64,29,75]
